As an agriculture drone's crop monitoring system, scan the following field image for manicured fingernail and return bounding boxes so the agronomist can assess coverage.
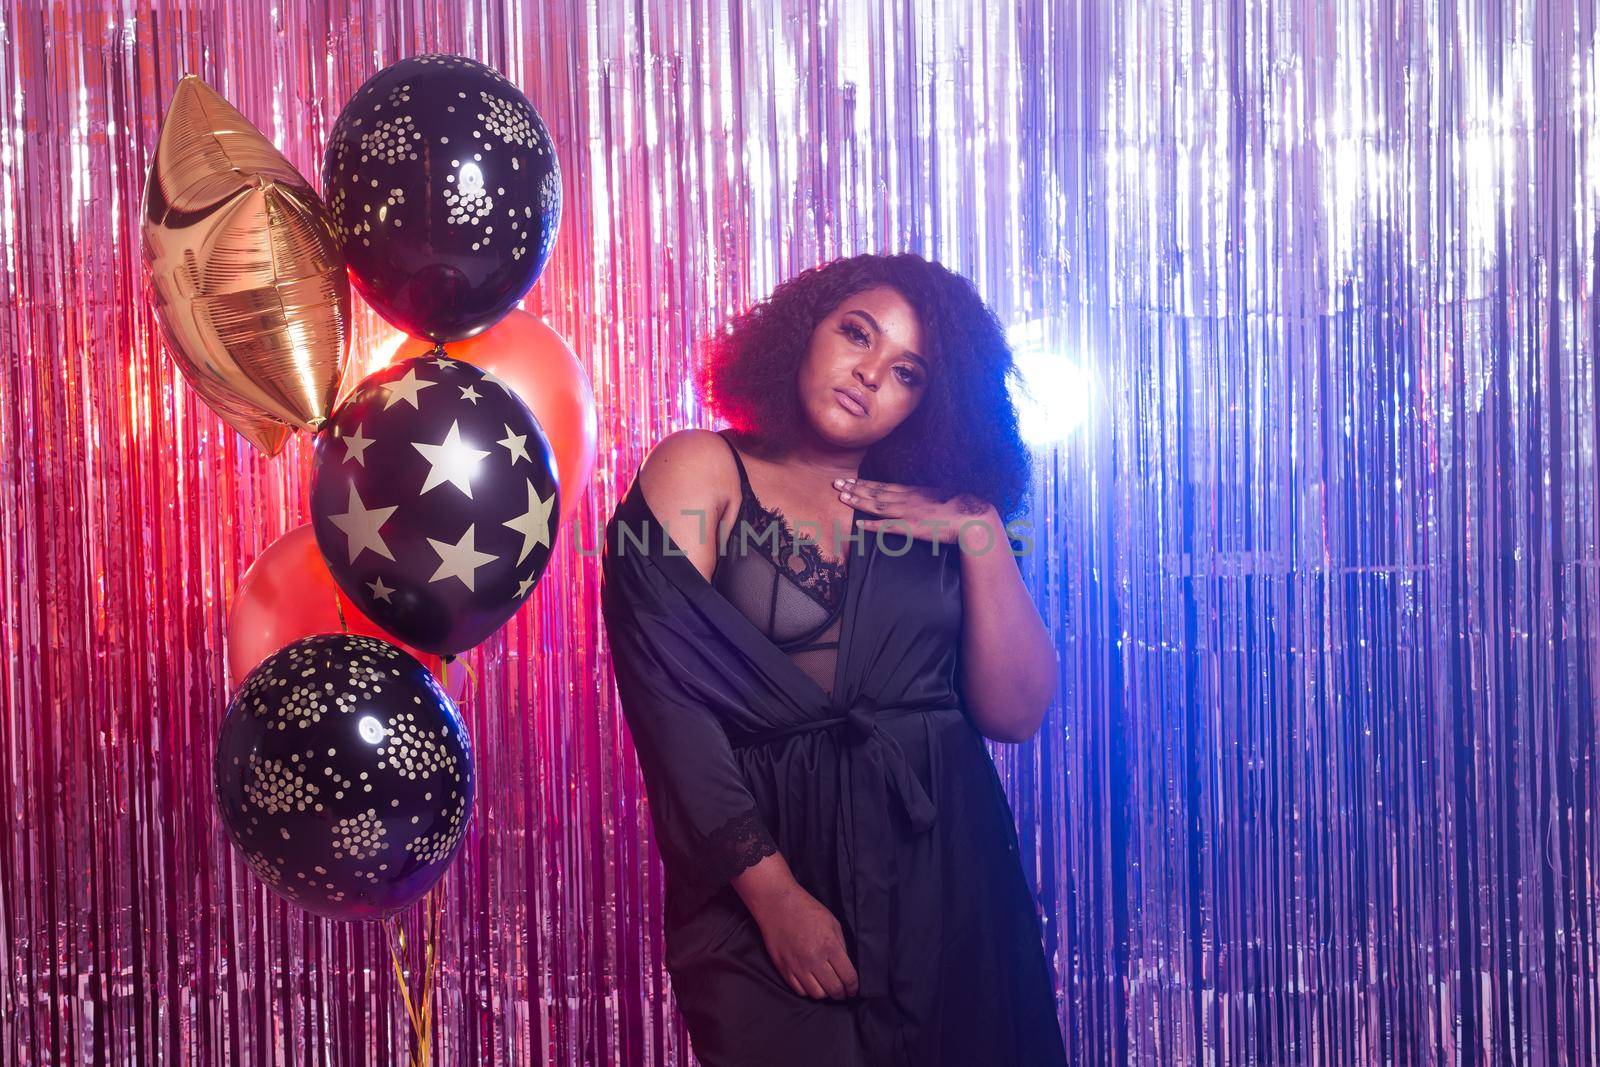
[832,478,844,487]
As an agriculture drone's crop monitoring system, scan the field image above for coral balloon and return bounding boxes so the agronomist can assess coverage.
[227,524,443,690]
[391,310,596,528]
[142,76,351,450]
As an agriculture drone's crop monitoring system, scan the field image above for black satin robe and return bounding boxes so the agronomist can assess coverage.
[600,472,1066,1066]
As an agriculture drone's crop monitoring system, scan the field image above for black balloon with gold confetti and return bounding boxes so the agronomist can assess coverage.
[321,53,562,343]
[213,633,475,920]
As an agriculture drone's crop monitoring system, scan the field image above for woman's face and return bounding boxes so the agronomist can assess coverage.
[795,285,930,447]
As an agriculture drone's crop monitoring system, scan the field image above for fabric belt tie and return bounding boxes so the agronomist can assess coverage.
[731,695,947,999]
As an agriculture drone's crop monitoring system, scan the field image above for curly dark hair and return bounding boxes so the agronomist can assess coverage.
[695,252,1034,523]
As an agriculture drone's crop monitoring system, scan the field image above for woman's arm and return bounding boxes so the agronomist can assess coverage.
[839,478,1059,744]
[954,506,1057,744]
[637,431,815,909]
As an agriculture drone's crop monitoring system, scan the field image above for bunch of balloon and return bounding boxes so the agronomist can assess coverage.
[140,52,584,1067]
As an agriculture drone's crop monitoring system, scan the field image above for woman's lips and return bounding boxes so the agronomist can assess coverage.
[834,388,868,416]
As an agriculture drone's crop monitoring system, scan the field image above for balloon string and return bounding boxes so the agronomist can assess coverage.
[333,589,350,634]
[440,654,479,704]
[419,887,443,1064]
[383,916,428,1066]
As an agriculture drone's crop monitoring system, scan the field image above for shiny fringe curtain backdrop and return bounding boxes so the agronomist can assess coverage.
[1,0,1597,1064]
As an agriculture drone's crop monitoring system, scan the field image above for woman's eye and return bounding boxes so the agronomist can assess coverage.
[893,366,921,386]
[842,322,868,345]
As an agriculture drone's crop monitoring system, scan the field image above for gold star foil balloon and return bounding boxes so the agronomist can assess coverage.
[141,76,350,454]
[179,373,294,455]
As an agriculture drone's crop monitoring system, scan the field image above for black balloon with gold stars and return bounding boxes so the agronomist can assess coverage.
[213,633,475,921]
[309,353,560,657]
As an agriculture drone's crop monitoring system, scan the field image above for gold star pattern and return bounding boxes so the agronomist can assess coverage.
[329,485,397,563]
[426,524,499,592]
[502,478,555,564]
[497,423,530,465]
[380,368,437,410]
[412,419,491,498]
[340,424,374,466]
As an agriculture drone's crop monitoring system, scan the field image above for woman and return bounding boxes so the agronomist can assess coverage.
[600,252,1065,1065]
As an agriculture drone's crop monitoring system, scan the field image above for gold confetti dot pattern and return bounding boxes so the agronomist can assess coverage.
[331,808,388,860]
[243,754,320,815]
[217,633,473,922]
[403,788,469,865]
[377,710,460,780]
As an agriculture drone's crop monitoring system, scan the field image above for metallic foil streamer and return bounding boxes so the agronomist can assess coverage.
[1,1,1597,1065]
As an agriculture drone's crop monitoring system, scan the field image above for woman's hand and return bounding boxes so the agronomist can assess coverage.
[833,477,1001,551]
[744,880,860,1000]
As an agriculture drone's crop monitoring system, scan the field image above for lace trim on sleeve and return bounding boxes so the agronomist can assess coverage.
[705,805,779,884]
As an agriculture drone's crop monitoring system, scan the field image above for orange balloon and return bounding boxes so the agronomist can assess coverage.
[227,525,445,692]
[390,309,597,529]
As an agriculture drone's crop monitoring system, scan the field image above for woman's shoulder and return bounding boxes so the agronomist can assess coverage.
[635,429,741,575]
[639,428,739,501]
[643,426,731,464]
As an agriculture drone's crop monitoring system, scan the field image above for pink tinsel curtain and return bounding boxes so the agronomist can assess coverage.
[2,0,1598,1063]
